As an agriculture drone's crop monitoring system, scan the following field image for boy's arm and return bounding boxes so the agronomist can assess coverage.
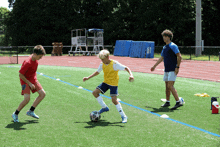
[88,71,99,79]
[125,67,133,77]
[83,71,99,82]
[125,67,134,82]
[83,63,102,82]
[19,73,35,90]
[151,56,164,71]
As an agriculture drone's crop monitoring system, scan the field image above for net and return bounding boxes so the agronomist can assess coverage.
[0,46,18,64]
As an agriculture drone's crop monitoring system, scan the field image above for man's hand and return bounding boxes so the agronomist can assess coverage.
[83,77,89,82]
[151,66,155,72]
[175,68,179,75]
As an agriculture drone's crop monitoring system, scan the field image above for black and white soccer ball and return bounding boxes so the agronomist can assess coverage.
[90,111,101,122]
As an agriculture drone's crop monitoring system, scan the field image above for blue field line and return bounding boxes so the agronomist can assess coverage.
[36,72,220,137]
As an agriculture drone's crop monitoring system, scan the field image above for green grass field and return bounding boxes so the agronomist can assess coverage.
[0,65,220,146]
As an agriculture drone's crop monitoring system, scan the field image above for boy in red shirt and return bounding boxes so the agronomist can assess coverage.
[12,45,46,122]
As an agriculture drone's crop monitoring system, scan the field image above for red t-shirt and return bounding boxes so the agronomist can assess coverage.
[19,55,38,85]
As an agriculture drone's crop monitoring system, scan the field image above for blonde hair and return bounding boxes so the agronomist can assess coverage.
[98,49,110,59]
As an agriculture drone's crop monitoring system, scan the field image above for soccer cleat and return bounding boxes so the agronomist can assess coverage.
[161,102,170,107]
[121,116,128,123]
[26,110,39,119]
[12,112,19,122]
[98,107,109,114]
[170,102,183,110]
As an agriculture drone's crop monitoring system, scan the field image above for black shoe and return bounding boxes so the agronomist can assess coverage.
[170,102,183,110]
[161,102,170,107]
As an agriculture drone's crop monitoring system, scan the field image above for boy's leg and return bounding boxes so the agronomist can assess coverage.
[17,94,31,111]
[112,96,125,116]
[32,89,46,108]
[27,82,45,119]
[26,89,46,119]
[110,86,127,123]
[12,94,30,122]
[93,83,109,114]
[112,96,127,123]
[92,88,108,108]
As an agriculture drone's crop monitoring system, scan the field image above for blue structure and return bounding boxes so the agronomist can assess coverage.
[114,40,155,58]
[140,41,155,58]
[113,40,132,56]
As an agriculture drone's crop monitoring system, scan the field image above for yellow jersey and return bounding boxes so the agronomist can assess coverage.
[103,60,119,86]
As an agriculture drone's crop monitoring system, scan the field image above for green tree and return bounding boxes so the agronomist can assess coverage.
[4,0,201,48]
[0,7,11,46]
[5,0,82,46]
[109,0,195,46]
[202,0,220,46]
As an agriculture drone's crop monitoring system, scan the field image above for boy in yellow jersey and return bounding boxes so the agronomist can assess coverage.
[83,49,134,123]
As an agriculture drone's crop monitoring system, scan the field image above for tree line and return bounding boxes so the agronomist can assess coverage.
[1,0,219,47]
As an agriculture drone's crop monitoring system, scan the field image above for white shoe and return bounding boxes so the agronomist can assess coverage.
[26,110,39,119]
[121,116,128,123]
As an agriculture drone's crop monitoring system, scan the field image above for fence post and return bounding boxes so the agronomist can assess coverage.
[16,46,18,64]
[190,47,192,60]
[219,52,220,61]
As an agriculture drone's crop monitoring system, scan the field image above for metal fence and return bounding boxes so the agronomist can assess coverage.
[1,45,220,61]
[154,46,220,61]
[14,45,114,55]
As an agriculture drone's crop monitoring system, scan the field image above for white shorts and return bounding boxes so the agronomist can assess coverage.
[163,71,177,81]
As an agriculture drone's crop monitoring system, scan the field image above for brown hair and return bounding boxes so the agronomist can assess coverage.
[33,45,46,55]
[161,29,173,40]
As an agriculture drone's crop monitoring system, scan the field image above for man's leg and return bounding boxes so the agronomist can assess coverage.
[161,82,171,107]
[165,81,171,101]
[167,81,183,110]
[167,81,179,101]
[161,72,171,107]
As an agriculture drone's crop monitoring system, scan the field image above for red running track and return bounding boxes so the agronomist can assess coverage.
[14,55,220,82]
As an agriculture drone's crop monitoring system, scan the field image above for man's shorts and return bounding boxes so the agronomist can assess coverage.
[21,81,43,95]
[163,71,177,81]
[96,82,118,97]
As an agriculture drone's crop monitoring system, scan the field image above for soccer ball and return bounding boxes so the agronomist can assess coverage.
[90,111,101,122]
[179,97,185,104]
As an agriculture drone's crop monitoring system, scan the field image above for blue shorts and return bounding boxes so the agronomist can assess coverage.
[96,82,118,96]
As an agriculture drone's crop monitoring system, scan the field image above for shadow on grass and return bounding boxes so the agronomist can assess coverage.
[75,120,125,128]
[5,120,39,130]
[146,105,176,113]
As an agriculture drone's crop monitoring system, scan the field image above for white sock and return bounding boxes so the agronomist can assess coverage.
[96,96,107,108]
[115,103,126,117]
